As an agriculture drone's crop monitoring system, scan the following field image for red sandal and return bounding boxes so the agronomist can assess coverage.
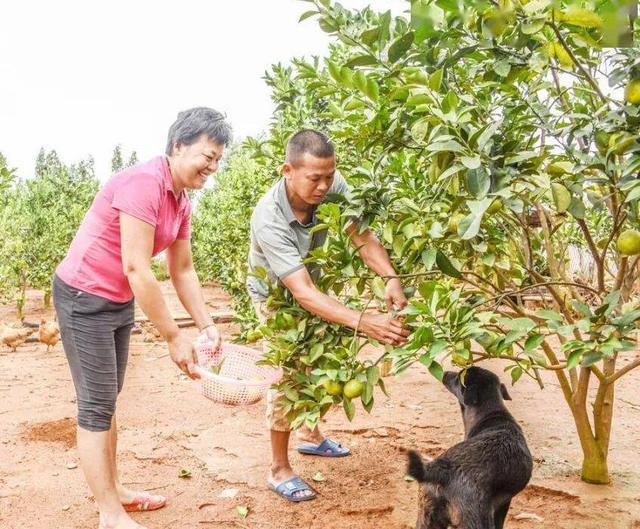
[123,492,167,512]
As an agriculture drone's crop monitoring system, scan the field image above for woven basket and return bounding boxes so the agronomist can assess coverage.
[194,341,281,406]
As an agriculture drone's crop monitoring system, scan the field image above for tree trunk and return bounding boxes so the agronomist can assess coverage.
[563,365,613,484]
[580,442,610,484]
[44,290,51,309]
[16,277,27,320]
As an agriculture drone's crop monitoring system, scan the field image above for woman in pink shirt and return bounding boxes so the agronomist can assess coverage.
[54,107,231,529]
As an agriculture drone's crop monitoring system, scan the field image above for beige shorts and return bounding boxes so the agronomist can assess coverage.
[253,301,294,432]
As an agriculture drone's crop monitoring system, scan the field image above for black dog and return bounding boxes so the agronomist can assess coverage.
[407,366,532,529]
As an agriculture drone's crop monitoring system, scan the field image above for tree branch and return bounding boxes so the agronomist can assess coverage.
[547,21,608,104]
[605,357,640,385]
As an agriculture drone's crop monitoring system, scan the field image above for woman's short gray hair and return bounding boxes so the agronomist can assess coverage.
[165,107,233,155]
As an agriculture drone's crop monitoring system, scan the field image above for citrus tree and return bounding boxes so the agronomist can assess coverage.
[234,0,640,484]
[191,149,273,328]
[0,152,98,316]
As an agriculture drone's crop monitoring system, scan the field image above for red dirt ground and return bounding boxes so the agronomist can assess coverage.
[1,282,639,529]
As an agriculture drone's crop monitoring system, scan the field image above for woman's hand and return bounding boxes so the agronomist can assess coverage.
[168,332,200,379]
[201,324,221,352]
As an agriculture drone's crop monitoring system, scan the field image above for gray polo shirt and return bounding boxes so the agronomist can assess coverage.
[247,172,350,302]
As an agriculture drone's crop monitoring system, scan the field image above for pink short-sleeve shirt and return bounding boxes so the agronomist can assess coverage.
[56,156,191,302]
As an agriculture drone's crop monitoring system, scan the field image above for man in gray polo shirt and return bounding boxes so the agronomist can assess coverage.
[248,129,409,502]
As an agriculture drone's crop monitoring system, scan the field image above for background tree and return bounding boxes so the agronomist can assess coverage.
[0,152,98,316]
[111,144,138,173]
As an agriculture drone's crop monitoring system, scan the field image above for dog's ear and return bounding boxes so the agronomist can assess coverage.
[462,384,479,406]
[407,450,427,482]
[500,383,512,401]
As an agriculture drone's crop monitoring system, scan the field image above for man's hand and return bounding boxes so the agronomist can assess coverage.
[385,277,408,313]
[168,332,200,379]
[359,313,410,346]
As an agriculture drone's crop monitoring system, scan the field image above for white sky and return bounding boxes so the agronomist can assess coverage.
[0,0,405,181]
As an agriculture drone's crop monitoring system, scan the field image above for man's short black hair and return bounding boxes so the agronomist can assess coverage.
[285,129,335,166]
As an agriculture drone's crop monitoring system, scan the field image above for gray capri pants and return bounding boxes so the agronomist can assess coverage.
[53,275,135,432]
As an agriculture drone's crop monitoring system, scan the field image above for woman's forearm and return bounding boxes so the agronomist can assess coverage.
[171,268,213,331]
[127,267,180,340]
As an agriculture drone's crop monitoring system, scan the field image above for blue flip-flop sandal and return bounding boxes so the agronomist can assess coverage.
[297,437,350,457]
[268,476,317,502]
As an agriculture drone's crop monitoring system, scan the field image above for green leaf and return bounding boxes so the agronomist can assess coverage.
[371,276,386,299]
[299,10,318,22]
[327,61,342,83]
[411,0,444,40]
[388,32,415,63]
[343,397,355,421]
[366,365,380,386]
[365,78,380,102]
[360,27,380,46]
[510,366,523,385]
[428,340,449,357]
[523,0,552,16]
[461,155,481,170]
[419,353,433,368]
[506,317,536,332]
[614,309,640,327]
[377,377,389,397]
[362,382,374,405]
[435,250,462,279]
[318,16,338,33]
[581,350,602,367]
[524,333,545,353]
[429,68,444,91]
[492,60,511,78]
[178,469,192,479]
[536,310,564,322]
[458,214,482,240]
[354,71,368,93]
[428,361,444,381]
[568,198,585,219]
[421,248,437,270]
[426,140,465,153]
[521,18,546,34]
[236,505,249,519]
[309,343,325,362]
[411,118,430,143]
[466,167,490,198]
[345,54,378,68]
[625,186,640,203]
[566,350,583,370]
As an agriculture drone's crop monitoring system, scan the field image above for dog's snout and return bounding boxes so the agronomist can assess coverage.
[443,371,457,386]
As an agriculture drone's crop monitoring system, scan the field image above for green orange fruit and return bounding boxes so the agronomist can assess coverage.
[624,79,640,105]
[322,380,343,396]
[617,230,640,256]
[343,380,364,399]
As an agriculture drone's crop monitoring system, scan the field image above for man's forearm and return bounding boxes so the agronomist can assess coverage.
[127,268,180,340]
[355,230,397,277]
[294,287,361,330]
[171,268,213,331]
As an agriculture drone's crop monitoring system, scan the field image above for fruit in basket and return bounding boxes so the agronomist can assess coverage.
[208,358,225,375]
[343,379,364,399]
[322,379,343,396]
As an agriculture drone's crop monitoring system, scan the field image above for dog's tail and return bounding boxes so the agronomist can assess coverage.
[407,450,453,486]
